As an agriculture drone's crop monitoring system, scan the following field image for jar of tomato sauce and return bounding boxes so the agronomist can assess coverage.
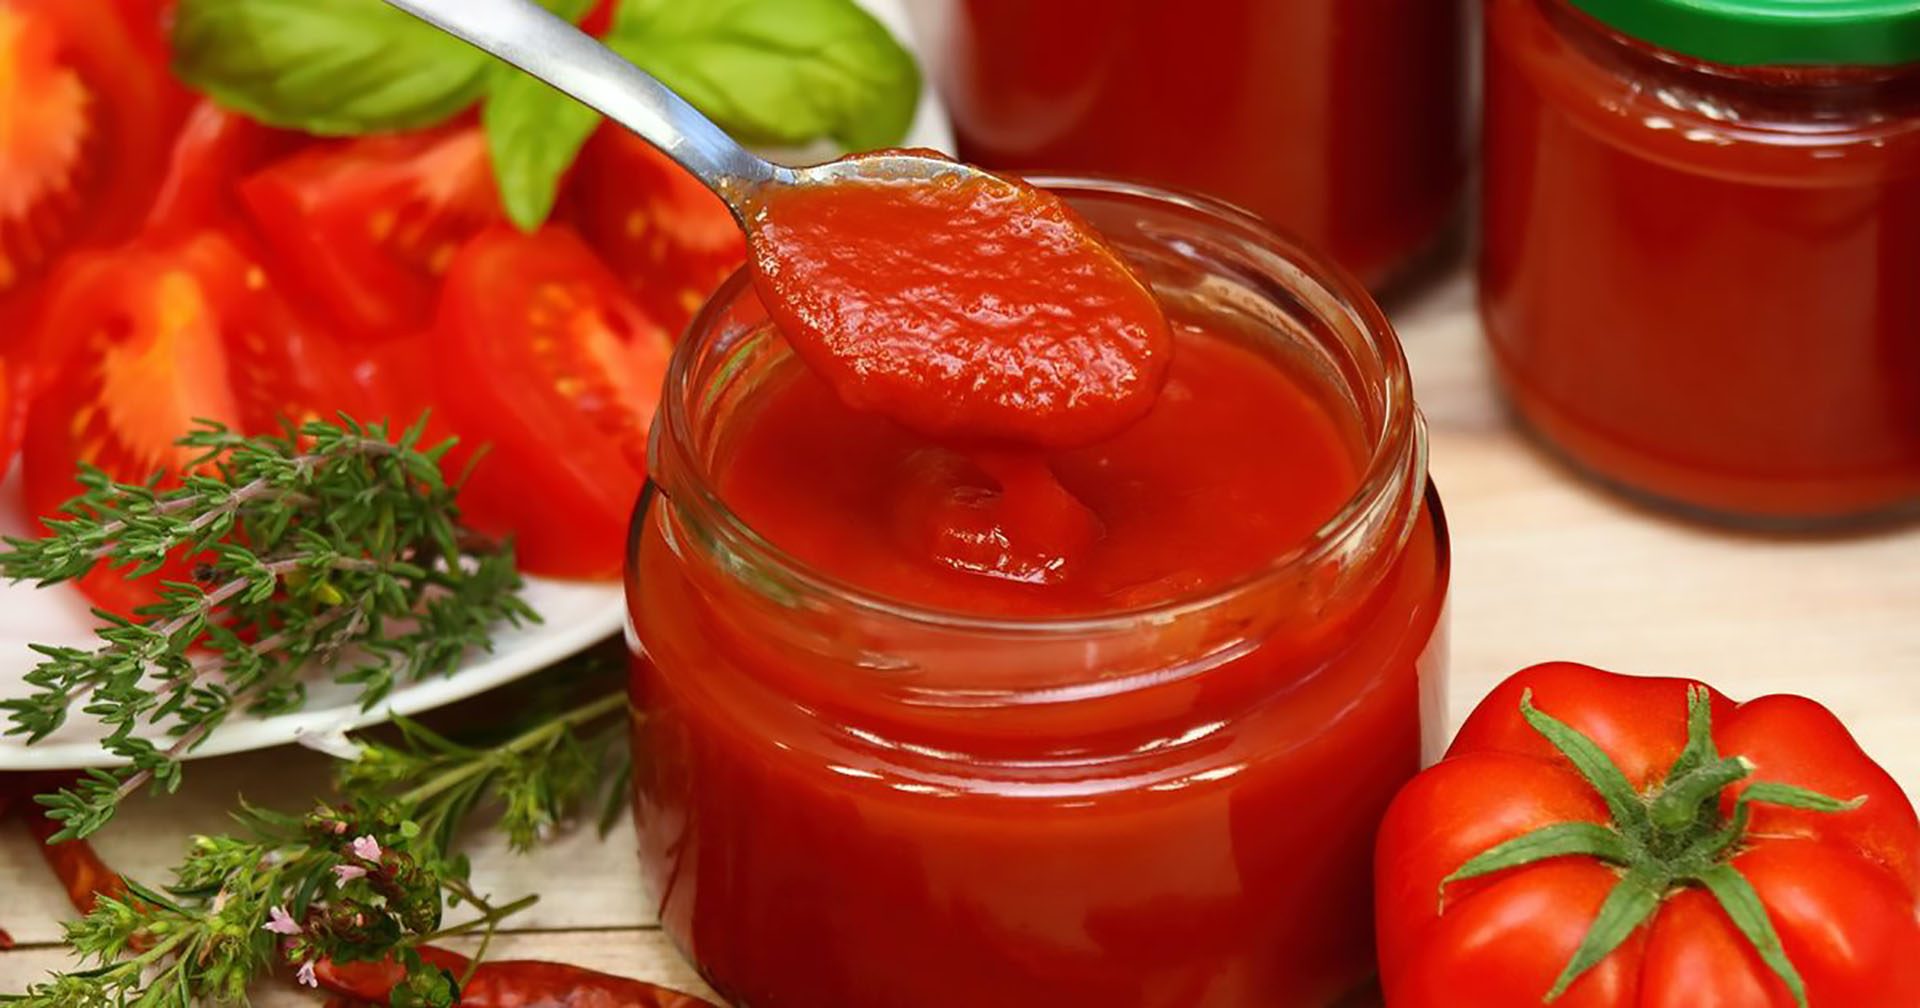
[935,0,1469,291]
[1482,0,1920,525]
[626,178,1450,1007]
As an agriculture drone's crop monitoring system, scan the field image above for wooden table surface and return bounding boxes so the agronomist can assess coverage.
[5,268,1919,1003]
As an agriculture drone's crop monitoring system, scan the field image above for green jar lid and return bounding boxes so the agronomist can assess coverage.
[1566,0,1920,66]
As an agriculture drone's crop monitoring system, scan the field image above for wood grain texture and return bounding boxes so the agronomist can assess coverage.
[5,271,1918,1001]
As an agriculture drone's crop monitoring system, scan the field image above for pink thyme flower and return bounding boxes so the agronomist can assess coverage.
[262,905,301,936]
[332,864,368,886]
[349,834,382,863]
[296,961,318,988]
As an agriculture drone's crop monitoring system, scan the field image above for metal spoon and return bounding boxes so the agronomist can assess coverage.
[379,0,969,222]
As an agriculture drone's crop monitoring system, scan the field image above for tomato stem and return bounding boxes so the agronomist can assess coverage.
[1647,755,1749,837]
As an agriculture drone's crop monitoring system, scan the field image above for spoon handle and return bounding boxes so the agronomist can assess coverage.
[381,0,783,205]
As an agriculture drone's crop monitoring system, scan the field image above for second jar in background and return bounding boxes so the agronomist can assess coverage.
[937,0,1468,291]
[1482,0,1920,526]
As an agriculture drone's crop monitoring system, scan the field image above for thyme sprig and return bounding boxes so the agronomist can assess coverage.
[0,417,538,840]
[2,678,631,1008]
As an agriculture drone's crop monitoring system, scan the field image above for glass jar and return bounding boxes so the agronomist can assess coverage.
[626,178,1451,1008]
[1482,0,1920,526]
[935,0,1469,292]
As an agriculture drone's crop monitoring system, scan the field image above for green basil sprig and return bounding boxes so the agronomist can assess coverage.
[173,0,922,230]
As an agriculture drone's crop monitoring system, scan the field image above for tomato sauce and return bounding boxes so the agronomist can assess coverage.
[629,179,1448,1006]
[1482,0,1920,523]
[717,324,1356,616]
[746,165,1170,449]
[938,0,1468,289]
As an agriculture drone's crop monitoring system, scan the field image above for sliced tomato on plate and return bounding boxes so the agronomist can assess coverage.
[148,99,310,236]
[20,229,356,614]
[241,124,505,342]
[0,352,22,481]
[579,0,617,36]
[565,124,745,337]
[0,0,186,347]
[429,225,672,578]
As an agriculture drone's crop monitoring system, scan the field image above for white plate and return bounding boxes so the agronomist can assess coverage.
[0,0,953,770]
[0,476,629,770]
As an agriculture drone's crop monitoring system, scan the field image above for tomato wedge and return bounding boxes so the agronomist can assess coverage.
[241,125,505,342]
[0,0,186,347]
[565,124,744,337]
[20,229,352,614]
[430,225,672,577]
[148,99,308,236]
[0,352,22,481]
[579,0,616,36]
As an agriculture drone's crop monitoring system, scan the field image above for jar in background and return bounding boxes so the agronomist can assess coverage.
[627,179,1451,1008]
[936,0,1469,292]
[1482,0,1920,526]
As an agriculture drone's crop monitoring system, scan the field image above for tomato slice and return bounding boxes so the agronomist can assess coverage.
[431,225,672,578]
[148,99,309,236]
[0,0,186,347]
[20,229,348,614]
[241,125,506,342]
[565,124,745,337]
[0,352,22,481]
[579,0,616,36]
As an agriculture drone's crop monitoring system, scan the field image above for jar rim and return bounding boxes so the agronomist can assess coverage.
[642,173,1427,635]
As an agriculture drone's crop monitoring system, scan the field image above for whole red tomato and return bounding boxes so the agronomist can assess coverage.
[1376,662,1920,1007]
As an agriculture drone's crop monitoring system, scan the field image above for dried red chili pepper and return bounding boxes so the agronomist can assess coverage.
[313,945,719,1007]
[2,771,136,956]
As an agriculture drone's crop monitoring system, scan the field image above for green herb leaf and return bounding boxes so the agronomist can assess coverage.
[607,0,920,150]
[2,670,629,1007]
[0,418,537,839]
[173,0,493,136]
[484,66,606,230]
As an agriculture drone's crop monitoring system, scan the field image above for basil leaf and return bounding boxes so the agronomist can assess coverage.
[485,66,605,230]
[607,0,919,150]
[173,0,492,136]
